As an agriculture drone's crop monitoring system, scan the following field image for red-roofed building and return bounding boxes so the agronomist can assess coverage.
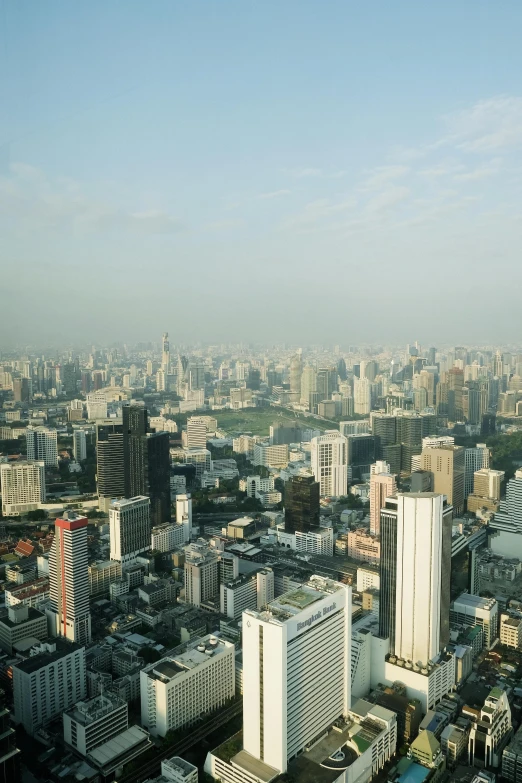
[14,540,35,558]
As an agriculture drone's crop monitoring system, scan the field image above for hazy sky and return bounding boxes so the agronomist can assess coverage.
[2,1,522,347]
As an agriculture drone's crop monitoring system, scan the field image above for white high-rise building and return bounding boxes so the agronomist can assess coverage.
[109,496,151,564]
[242,576,351,774]
[26,427,58,466]
[369,461,396,535]
[310,431,348,497]
[394,494,447,666]
[162,332,170,373]
[151,523,185,553]
[186,417,207,449]
[49,513,91,645]
[175,494,192,542]
[0,460,45,516]
[73,430,87,462]
[354,376,371,415]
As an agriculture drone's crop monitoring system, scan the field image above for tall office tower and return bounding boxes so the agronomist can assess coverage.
[161,332,170,372]
[337,357,347,381]
[62,362,78,395]
[175,493,192,542]
[490,469,522,535]
[362,360,379,382]
[417,369,436,406]
[188,360,205,391]
[12,377,31,403]
[96,420,125,511]
[0,460,46,516]
[447,367,464,421]
[284,475,320,532]
[184,545,219,607]
[26,427,58,467]
[123,405,171,525]
[146,359,154,376]
[242,576,351,774]
[49,512,91,645]
[413,387,428,412]
[347,433,376,482]
[354,376,371,414]
[289,354,302,395]
[421,445,465,514]
[369,462,397,535]
[73,430,87,462]
[316,367,336,400]
[186,417,207,449]
[428,347,437,365]
[300,365,317,406]
[311,431,348,497]
[109,496,151,564]
[379,494,453,663]
[464,443,489,497]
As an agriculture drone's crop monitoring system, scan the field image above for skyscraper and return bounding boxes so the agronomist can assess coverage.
[122,405,171,525]
[369,461,397,535]
[109,496,151,564]
[49,512,91,645]
[289,354,302,395]
[284,475,320,532]
[311,431,348,497]
[354,376,371,415]
[242,576,351,774]
[175,493,192,542]
[379,493,453,664]
[161,332,170,372]
[96,420,125,511]
[12,377,31,403]
[26,427,58,467]
[73,430,87,462]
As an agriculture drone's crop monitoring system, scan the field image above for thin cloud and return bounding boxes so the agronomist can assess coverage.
[258,189,291,199]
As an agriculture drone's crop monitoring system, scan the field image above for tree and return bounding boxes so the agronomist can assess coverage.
[139,646,162,664]
[26,509,48,521]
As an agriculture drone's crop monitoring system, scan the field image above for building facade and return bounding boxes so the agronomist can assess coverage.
[49,513,91,645]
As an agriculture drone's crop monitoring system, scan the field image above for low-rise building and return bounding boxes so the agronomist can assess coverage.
[0,604,48,654]
[450,593,499,649]
[503,723,522,782]
[5,577,50,609]
[500,613,522,649]
[141,634,235,737]
[63,692,128,757]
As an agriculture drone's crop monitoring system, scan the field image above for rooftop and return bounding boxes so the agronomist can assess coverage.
[87,725,150,770]
[246,575,345,624]
[13,640,83,674]
[452,593,497,610]
[162,757,198,778]
[65,693,125,726]
[145,635,232,682]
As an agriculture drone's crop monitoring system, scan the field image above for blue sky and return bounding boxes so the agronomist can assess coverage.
[2,1,522,346]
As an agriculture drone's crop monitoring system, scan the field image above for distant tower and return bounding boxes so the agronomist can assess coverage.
[289,354,302,395]
[162,332,170,373]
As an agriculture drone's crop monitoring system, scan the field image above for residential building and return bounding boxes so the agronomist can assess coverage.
[311,430,348,497]
[151,523,185,553]
[346,530,381,563]
[421,445,465,514]
[184,543,219,607]
[13,640,86,735]
[63,692,128,757]
[474,468,504,501]
[354,376,371,415]
[491,469,522,536]
[73,430,87,462]
[441,723,468,767]
[88,560,122,597]
[220,569,274,620]
[175,494,192,542]
[49,512,91,645]
[141,635,235,737]
[0,460,45,516]
[502,723,522,782]
[253,443,289,468]
[370,461,397,535]
[109,496,151,565]
[185,417,208,449]
[450,593,498,649]
[5,577,50,608]
[26,427,58,466]
[183,447,212,476]
[240,576,351,774]
[464,444,490,497]
[500,614,522,649]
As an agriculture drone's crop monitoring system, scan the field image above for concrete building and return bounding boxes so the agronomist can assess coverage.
[141,635,235,737]
[450,593,498,649]
[220,569,274,620]
[346,530,381,564]
[500,614,522,649]
[63,692,128,757]
[175,494,192,543]
[109,496,151,564]
[473,468,504,501]
[184,543,219,608]
[73,430,87,462]
[354,376,371,415]
[0,604,48,653]
[26,427,58,466]
[96,420,125,512]
[464,444,490,497]
[253,443,289,468]
[310,430,348,497]
[151,523,186,553]
[49,512,91,645]
[88,560,122,597]
[421,445,465,514]
[468,687,512,768]
[0,460,45,516]
[185,417,208,449]
[241,576,351,775]
[13,640,86,736]
[503,723,522,782]
[145,756,198,783]
[5,577,50,609]
[369,461,397,535]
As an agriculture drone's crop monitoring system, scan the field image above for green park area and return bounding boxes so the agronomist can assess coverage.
[211,408,337,437]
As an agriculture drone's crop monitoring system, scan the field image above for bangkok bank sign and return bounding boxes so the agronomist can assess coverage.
[296,602,337,632]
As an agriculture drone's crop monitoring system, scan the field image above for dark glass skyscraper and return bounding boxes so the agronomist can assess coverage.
[285,475,320,532]
[122,405,171,526]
